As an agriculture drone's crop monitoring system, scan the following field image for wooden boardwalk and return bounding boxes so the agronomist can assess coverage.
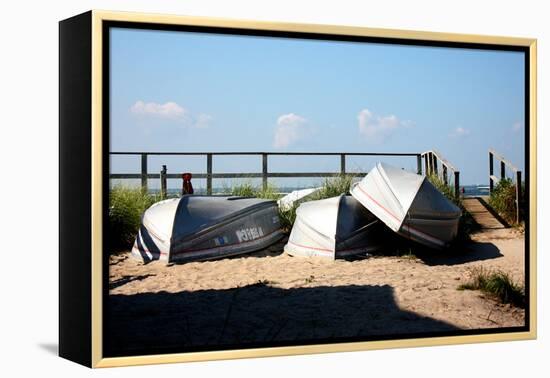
[462,197,507,230]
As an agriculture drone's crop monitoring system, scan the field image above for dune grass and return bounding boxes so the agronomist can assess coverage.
[488,178,524,225]
[458,267,525,308]
[278,204,298,233]
[225,181,281,200]
[427,173,460,206]
[226,181,257,197]
[309,175,355,200]
[108,186,161,251]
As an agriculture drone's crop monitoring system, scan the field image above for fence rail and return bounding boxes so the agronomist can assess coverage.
[109,150,456,196]
[420,150,460,198]
[489,148,522,223]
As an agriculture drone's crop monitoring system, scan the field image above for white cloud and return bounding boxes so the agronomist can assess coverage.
[273,113,309,148]
[512,122,523,132]
[449,127,471,138]
[130,100,211,128]
[131,101,187,119]
[357,108,409,142]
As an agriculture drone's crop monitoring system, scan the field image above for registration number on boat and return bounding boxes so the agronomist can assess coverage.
[236,227,264,242]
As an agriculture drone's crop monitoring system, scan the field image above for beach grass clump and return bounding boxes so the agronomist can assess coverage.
[488,178,523,225]
[108,186,160,252]
[310,174,355,200]
[228,181,257,197]
[255,183,281,200]
[458,267,525,308]
[278,204,298,233]
[227,181,281,200]
[427,173,460,206]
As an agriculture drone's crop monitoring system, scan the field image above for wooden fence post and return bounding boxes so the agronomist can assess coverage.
[206,153,212,195]
[427,153,431,175]
[340,154,346,175]
[417,154,422,175]
[140,153,148,193]
[262,153,268,191]
[160,165,167,199]
[489,151,494,192]
[424,154,430,176]
[516,171,522,223]
[454,171,460,199]
[500,160,506,181]
[443,165,448,183]
[433,155,438,177]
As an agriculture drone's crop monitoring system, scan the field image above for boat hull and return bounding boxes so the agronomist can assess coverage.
[284,195,386,259]
[132,196,284,264]
[351,163,461,250]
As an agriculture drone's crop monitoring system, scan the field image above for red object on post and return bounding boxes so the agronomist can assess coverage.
[182,173,194,195]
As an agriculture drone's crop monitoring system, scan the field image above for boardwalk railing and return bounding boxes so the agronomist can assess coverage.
[489,148,522,223]
[110,150,460,197]
[420,150,460,198]
[110,151,427,195]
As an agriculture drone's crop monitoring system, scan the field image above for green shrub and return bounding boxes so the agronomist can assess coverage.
[228,181,257,197]
[255,183,281,200]
[427,173,460,206]
[108,186,160,252]
[489,178,522,224]
[227,181,281,200]
[458,267,525,308]
[310,174,354,200]
[278,204,298,233]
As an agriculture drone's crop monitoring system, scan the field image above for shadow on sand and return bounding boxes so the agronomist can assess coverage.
[415,241,503,266]
[161,234,503,268]
[106,282,458,357]
[109,274,156,290]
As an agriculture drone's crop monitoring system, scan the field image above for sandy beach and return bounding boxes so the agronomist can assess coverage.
[107,227,525,356]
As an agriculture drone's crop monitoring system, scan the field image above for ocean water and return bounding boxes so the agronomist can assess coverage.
[150,184,491,197]
[462,185,490,197]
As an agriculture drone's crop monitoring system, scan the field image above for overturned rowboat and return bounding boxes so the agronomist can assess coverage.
[350,162,461,249]
[277,187,321,211]
[284,195,388,259]
[132,196,284,264]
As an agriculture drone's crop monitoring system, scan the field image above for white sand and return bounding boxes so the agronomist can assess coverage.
[107,228,525,354]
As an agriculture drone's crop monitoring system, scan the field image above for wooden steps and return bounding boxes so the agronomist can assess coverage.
[462,197,507,230]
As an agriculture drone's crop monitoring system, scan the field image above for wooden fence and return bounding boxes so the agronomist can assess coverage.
[420,150,461,198]
[110,150,459,197]
[489,149,523,223]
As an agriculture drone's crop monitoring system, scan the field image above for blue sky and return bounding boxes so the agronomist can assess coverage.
[110,27,525,188]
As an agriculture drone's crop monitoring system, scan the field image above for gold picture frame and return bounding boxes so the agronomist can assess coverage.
[59,9,537,368]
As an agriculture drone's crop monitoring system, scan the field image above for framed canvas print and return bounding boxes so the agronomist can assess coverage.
[59,10,537,368]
